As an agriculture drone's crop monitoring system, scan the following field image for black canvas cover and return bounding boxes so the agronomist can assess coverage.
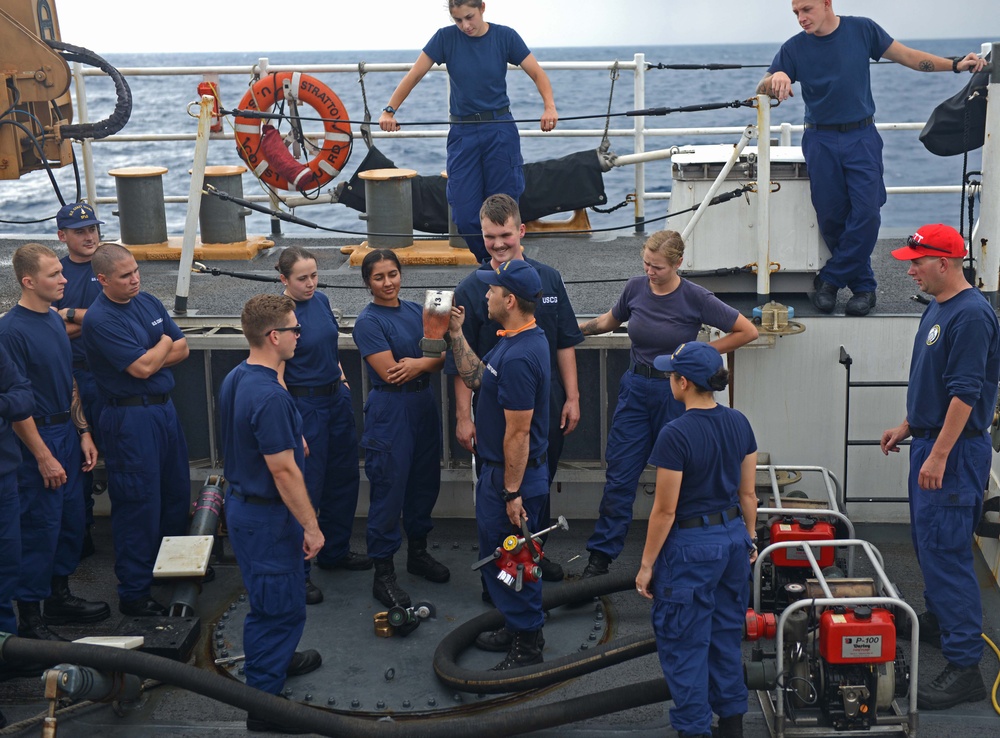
[337,146,450,233]
[519,149,608,223]
[919,54,990,157]
[339,147,607,233]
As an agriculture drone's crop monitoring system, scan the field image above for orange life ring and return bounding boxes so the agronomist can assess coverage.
[234,72,352,191]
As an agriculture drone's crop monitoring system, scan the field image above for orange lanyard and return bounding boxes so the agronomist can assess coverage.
[496,318,537,338]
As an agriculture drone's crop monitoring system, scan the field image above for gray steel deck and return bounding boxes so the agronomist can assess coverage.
[1,517,999,737]
[1,232,997,737]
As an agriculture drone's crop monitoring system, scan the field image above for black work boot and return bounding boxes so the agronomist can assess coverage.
[304,577,323,605]
[476,626,546,653]
[810,278,838,313]
[315,551,372,571]
[491,629,544,671]
[372,558,411,608]
[713,713,744,738]
[16,601,68,641]
[537,556,564,582]
[581,550,611,578]
[286,649,322,677]
[406,537,450,583]
[44,575,110,624]
[917,662,987,710]
[845,290,876,316]
[475,627,513,652]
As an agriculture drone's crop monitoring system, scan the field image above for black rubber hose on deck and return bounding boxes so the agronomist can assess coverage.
[0,574,670,738]
[1,634,670,737]
[434,570,658,692]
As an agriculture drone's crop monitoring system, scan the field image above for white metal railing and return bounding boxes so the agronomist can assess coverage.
[69,53,971,226]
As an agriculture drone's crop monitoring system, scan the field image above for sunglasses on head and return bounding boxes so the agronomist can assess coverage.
[906,235,951,254]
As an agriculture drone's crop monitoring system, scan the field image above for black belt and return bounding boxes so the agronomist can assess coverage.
[450,105,510,122]
[630,361,670,380]
[107,393,170,407]
[34,411,71,426]
[804,116,874,133]
[72,360,89,371]
[373,377,430,393]
[677,505,742,529]
[909,426,986,440]
[482,452,547,470]
[230,492,282,506]
[287,381,343,398]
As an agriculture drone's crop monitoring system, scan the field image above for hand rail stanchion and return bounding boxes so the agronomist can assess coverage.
[72,60,99,213]
[975,41,1000,306]
[756,94,771,304]
[174,94,213,315]
[632,52,646,235]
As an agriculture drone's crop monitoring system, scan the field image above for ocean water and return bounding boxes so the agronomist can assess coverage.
[0,39,987,239]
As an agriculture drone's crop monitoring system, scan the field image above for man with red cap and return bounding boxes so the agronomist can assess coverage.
[881,224,999,710]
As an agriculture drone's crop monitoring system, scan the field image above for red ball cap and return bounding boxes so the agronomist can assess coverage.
[891,224,967,260]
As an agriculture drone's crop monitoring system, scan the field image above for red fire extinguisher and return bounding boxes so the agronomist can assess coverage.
[197,80,223,133]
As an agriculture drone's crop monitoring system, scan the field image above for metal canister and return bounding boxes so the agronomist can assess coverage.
[419,289,454,357]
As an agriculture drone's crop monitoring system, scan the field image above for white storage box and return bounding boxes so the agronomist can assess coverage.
[668,145,828,293]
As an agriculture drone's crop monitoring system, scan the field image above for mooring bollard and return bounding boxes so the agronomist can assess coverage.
[109,166,169,245]
[197,165,249,244]
[359,168,417,249]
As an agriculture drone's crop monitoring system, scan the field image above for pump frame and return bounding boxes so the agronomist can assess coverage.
[752,538,919,738]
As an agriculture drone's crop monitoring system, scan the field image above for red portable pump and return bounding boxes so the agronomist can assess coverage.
[820,605,896,665]
[770,515,836,568]
[745,594,907,732]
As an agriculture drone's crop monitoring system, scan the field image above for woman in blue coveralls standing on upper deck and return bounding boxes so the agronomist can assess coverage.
[578,231,758,578]
[636,341,759,738]
[353,249,450,609]
[276,247,370,607]
[378,0,558,262]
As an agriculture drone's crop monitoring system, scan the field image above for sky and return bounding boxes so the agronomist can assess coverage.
[52,0,1000,54]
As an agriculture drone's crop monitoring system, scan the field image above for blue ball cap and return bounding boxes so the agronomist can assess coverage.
[56,202,105,230]
[475,259,543,303]
[653,342,723,388]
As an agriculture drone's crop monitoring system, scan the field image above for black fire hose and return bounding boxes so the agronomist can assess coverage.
[434,570,658,692]
[0,632,669,737]
[0,572,671,737]
[45,40,132,140]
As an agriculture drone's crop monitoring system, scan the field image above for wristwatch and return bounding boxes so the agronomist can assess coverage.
[383,105,396,115]
[952,57,961,73]
[501,488,521,502]
[77,426,92,436]
[66,308,77,324]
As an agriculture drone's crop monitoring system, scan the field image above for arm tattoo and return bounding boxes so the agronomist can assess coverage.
[918,59,934,72]
[71,380,87,430]
[580,318,602,336]
[451,333,484,390]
